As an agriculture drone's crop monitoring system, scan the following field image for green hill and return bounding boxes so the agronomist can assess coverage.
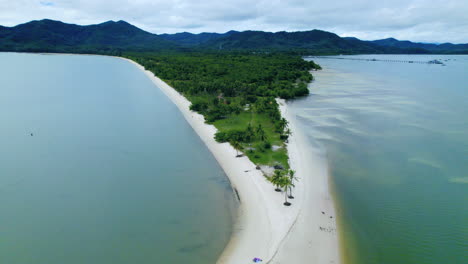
[198,30,383,54]
[159,31,235,46]
[370,38,468,54]
[0,19,179,54]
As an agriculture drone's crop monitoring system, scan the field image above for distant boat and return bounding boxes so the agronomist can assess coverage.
[428,59,443,64]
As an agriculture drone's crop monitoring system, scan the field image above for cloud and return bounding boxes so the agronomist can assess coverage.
[0,0,467,43]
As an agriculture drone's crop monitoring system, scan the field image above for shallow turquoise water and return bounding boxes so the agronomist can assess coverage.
[0,53,236,264]
[290,55,468,264]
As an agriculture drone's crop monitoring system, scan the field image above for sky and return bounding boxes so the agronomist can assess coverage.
[1,0,467,43]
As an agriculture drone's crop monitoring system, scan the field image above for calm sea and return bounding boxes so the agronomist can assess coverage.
[0,53,236,264]
[290,55,468,264]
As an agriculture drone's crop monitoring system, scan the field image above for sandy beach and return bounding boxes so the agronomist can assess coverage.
[272,100,340,263]
[123,58,340,264]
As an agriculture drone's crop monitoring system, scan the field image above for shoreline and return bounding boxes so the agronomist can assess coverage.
[122,57,340,264]
[274,99,341,263]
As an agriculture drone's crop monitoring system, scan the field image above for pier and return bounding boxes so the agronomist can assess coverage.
[305,56,445,65]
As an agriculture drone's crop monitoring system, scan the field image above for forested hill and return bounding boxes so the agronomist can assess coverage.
[1,19,467,54]
[0,19,179,53]
[160,30,468,54]
[369,38,468,54]
[159,31,237,47]
[196,30,383,54]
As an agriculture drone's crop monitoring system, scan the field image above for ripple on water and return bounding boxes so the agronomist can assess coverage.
[296,55,468,264]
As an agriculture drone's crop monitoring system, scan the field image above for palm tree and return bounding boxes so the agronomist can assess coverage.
[245,123,254,142]
[231,140,242,157]
[246,122,253,134]
[256,124,267,141]
[256,123,263,134]
[279,176,292,206]
[287,170,297,199]
[277,118,288,132]
[270,170,283,192]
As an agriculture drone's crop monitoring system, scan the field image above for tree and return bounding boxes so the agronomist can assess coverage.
[231,140,242,157]
[270,170,284,192]
[287,170,297,199]
[279,175,292,206]
[245,123,254,142]
[256,123,263,134]
[277,118,288,132]
[280,127,291,141]
[256,124,267,141]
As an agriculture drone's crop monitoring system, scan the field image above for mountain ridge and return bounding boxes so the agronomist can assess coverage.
[0,19,179,53]
[1,19,467,54]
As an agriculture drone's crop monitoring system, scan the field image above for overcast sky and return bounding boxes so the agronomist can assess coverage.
[1,0,467,43]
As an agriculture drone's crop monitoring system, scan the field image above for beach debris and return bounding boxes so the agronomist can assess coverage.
[319,226,337,233]
[253,257,263,263]
[255,166,261,170]
[322,211,325,214]
[234,188,241,202]
[330,216,333,219]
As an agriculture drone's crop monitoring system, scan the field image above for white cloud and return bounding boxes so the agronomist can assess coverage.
[0,0,467,43]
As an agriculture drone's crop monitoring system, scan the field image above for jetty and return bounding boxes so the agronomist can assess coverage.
[305,56,446,65]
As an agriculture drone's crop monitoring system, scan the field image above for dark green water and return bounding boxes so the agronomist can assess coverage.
[290,55,468,264]
[0,53,237,264]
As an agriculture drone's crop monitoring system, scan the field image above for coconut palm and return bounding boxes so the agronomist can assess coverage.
[246,122,254,134]
[231,140,242,157]
[258,128,267,141]
[279,176,292,206]
[277,118,288,132]
[270,170,283,192]
[256,123,263,134]
[287,170,298,199]
[256,124,267,141]
[245,123,254,142]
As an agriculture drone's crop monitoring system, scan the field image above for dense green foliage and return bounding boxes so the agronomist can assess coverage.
[125,52,320,168]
